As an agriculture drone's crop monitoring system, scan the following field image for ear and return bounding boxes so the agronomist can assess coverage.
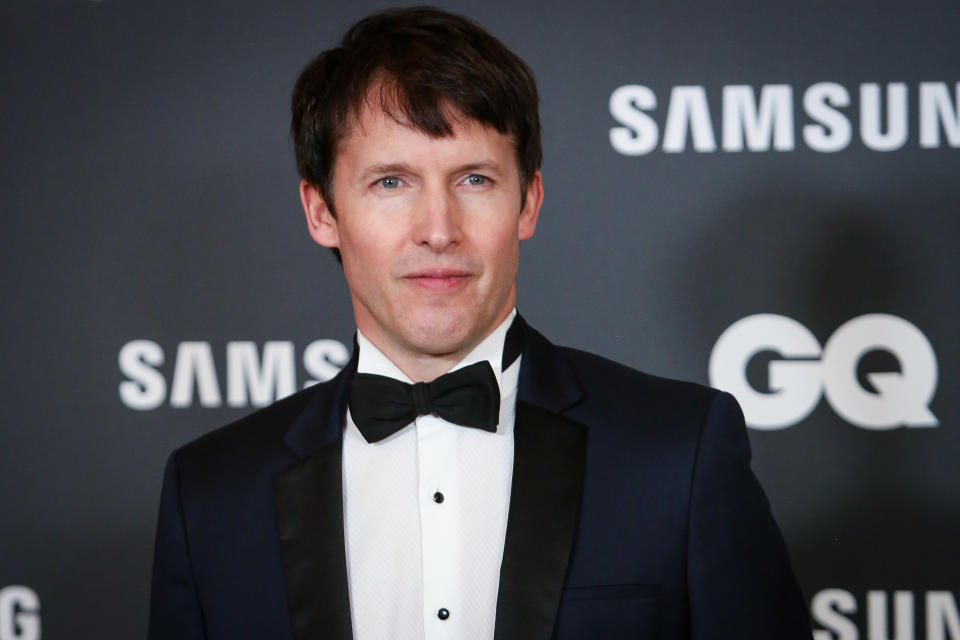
[300,180,340,248]
[518,170,543,241]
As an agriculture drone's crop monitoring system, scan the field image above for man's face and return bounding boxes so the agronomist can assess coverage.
[301,104,542,373]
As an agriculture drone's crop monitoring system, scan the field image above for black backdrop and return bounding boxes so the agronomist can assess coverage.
[2,1,958,638]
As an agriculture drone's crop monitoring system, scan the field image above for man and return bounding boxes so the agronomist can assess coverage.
[149,7,812,639]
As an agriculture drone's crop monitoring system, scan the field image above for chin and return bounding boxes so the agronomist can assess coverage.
[405,328,471,357]
[402,312,476,356]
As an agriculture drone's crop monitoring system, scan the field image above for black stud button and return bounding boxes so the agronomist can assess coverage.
[433,491,444,504]
[437,608,450,620]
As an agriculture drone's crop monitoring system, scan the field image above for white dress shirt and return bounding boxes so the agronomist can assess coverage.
[342,309,520,640]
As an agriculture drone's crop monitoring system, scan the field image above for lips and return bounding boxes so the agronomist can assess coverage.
[404,268,472,292]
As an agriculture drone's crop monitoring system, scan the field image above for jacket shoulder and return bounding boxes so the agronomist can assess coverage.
[554,345,727,430]
[171,381,328,481]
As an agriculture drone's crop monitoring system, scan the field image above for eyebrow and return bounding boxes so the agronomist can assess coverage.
[361,160,504,181]
[362,163,415,180]
[455,161,504,177]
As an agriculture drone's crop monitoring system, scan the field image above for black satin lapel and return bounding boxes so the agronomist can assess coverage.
[494,401,587,640]
[274,443,353,640]
[516,319,584,415]
[502,312,524,370]
[282,343,356,458]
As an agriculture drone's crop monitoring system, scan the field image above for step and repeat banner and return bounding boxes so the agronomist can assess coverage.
[2,1,957,637]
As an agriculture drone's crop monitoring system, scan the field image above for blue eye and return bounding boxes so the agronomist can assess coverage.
[378,176,400,189]
[465,174,487,186]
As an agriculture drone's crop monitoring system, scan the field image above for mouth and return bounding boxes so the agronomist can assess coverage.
[404,268,473,292]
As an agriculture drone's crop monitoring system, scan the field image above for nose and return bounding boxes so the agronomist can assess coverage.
[414,183,462,252]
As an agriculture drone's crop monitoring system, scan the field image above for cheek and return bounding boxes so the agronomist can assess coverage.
[340,224,405,284]
[339,213,383,256]
[477,229,520,282]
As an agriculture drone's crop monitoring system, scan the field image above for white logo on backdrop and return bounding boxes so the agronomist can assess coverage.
[118,340,350,410]
[0,586,40,640]
[709,314,938,430]
[609,82,960,155]
[811,589,959,640]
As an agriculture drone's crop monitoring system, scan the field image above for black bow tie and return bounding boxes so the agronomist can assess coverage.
[348,315,525,443]
[349,361,501,443]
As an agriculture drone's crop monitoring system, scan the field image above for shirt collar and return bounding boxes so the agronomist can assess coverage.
[356,308,518,395]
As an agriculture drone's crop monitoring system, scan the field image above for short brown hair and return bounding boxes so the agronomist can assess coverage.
[291,7,542,228]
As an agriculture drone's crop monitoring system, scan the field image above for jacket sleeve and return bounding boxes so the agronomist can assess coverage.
[148,452,207,640]
[687,391,812,639]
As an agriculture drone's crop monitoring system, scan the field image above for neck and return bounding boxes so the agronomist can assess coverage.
[359,328,495,383]
[355,307,516,383]
[388,349,467,383]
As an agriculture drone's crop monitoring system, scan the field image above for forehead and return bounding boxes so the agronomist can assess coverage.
[334,101,517,171]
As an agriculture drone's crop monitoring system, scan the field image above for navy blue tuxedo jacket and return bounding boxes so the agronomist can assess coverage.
[149,319,812,639]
